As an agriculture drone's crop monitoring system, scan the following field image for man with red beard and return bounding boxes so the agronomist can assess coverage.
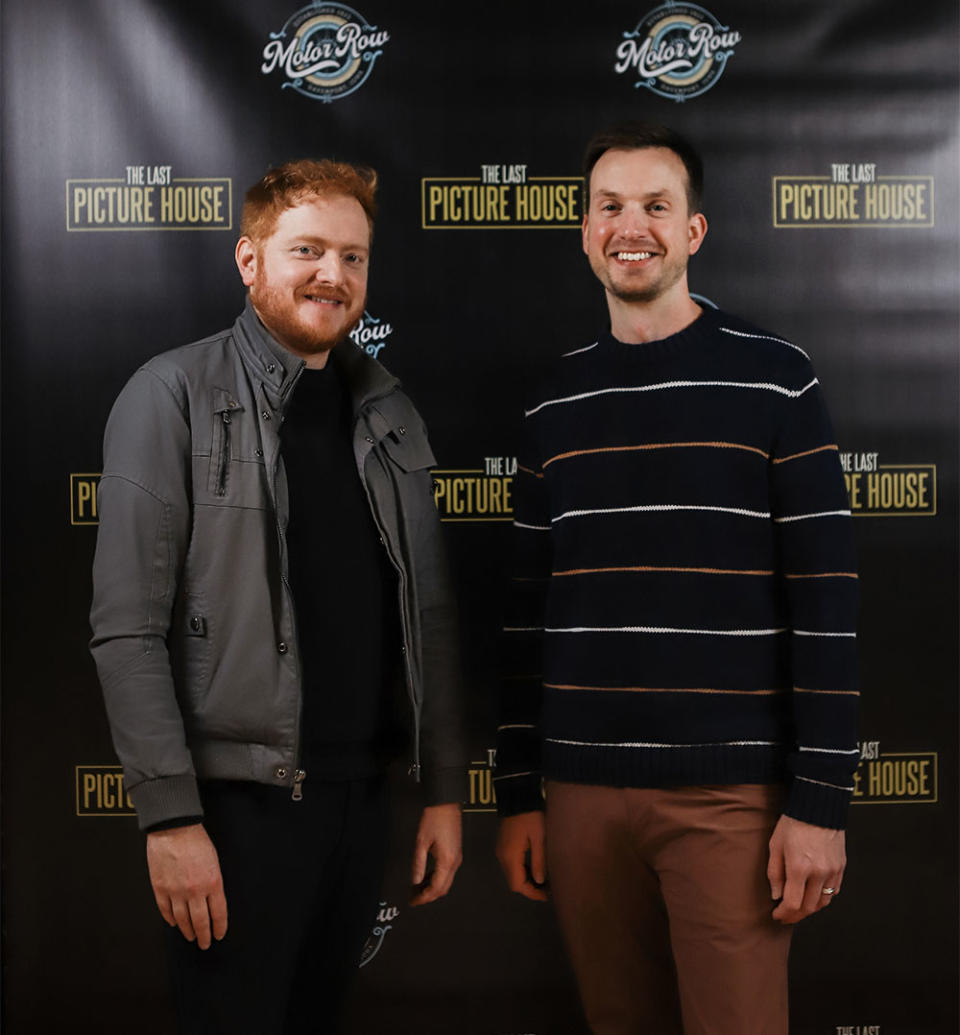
[90,160,465,1034]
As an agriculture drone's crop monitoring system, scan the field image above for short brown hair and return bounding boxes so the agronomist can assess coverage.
[583,122,704,213]
[240,159,378,243]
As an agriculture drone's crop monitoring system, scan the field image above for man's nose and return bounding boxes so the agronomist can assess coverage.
[619,204,648,236]
[312,253,345,283]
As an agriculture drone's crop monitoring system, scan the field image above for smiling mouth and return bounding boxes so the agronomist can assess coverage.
[615,251,656,261]
[303,294,345,306]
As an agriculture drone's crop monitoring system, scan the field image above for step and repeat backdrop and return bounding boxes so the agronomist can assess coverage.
[2,1,958,1032]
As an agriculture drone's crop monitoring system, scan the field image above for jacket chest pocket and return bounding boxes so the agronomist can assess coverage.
[207,388,244,497]
[379,426,436,475]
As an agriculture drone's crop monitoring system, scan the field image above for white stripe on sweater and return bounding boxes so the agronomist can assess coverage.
[547,737,779,749]
[553,504,770,523]
[718,326,810,359]
[799,746,860,755]
[775,510,851,523]
[562,342,598,357]
[512,520,551,531]
[793,630,857,638]
[795,774,855,792]
[525,378,818,416]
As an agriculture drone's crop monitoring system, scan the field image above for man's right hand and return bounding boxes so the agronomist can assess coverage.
[495,811,548,902]
[146,823,228,949]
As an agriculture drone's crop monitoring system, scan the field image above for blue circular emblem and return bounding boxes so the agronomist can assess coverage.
[615,2,741,102]
[262,3,390,103]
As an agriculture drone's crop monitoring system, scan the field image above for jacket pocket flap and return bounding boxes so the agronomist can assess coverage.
[380,430,436,472]
[212,387,242,416]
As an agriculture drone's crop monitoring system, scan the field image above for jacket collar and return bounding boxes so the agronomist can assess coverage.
[231,296,399,413]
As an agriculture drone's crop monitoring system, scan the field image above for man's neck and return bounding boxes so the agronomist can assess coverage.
[607,288,703,345]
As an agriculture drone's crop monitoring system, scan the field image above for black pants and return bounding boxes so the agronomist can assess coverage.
[164,776,390,1035]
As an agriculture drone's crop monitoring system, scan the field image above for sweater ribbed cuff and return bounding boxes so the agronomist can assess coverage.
[495,772,544,816]
[784,776,850,830]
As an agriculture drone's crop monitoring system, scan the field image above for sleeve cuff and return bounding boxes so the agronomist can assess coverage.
[784,775,851,830]
[129,773,204,831]
[495,772,544,816]
[422,765,468,806]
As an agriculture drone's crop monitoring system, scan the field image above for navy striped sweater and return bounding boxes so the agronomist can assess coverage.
[495,307,860,830]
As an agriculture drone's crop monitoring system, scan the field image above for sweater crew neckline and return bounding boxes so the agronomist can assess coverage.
[598,305,722,361]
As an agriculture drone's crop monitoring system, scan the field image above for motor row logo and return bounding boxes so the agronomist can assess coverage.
[359,901,399,967]
[261,3,389,102]
[615,2,742,101]
[422,165,582,230]
[67,166,232,231]
[349,310,392,358]
[773,163,933,228]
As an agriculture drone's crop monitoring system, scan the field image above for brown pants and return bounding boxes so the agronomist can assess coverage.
[545,782,792,1035]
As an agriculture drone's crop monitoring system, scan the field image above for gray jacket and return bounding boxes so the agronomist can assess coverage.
[90,301,465,829]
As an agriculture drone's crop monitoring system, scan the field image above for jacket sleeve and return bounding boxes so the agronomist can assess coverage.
[770,366,860,830]
[409,424,468,806]
[494,410,552,816]
[89,365,203,830]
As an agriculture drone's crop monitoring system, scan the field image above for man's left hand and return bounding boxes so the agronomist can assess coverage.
[410,803,463,907]
[767,814,846,924]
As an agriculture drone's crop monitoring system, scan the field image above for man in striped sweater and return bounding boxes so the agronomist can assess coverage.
[495,123,859,1034]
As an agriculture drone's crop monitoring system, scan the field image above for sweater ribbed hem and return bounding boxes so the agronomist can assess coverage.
[543,741,785,793]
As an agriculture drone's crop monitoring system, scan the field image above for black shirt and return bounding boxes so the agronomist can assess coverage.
[280,362,403,780]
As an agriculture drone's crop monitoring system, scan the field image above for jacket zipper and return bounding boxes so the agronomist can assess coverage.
[215,411,232,496]
[268,392,307,800]
[355,423,422,784]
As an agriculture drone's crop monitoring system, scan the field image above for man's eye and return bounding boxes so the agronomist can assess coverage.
[295,246,314,256]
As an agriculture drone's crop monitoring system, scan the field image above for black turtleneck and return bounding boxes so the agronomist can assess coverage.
[280,361,403,780]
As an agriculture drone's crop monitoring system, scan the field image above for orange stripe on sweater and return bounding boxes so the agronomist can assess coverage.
[542,441,770,468]
[785,571,859,580]
[794,687,860,696]
[772,444,838,465]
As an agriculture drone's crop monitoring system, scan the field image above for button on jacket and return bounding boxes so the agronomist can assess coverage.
[90,301,465,829]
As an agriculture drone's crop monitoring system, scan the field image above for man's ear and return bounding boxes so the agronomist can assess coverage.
[581,213,590,256]
[235,237,258,287]
[687,212,708,256]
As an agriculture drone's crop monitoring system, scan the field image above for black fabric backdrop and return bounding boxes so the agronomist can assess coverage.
[2,1,958,1031]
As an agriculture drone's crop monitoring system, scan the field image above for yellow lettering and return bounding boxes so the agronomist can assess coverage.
[82,772,97,809]
[918,759,931,795]
[917,471,929,507]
